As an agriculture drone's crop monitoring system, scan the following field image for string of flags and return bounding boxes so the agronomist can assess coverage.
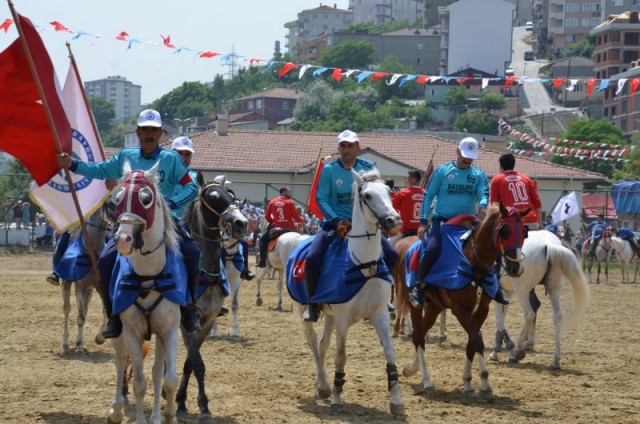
[499,119,634,162]
[3,16,640,91]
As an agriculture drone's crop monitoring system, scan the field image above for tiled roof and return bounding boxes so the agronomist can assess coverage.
[173,129,605,181]
[236,88,300,101]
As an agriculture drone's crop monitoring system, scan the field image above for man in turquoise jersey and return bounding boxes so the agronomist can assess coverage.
[409,137,509,308]
[57,109,201,338]
[302,130,398,322]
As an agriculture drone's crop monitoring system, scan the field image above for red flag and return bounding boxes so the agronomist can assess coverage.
[161,34,175,49]
[420,159,434,190]
[279,62,297,78]
[0,13,71,185]
[586,79,596,96]
[0,18,13,33]
[307,158,324,220]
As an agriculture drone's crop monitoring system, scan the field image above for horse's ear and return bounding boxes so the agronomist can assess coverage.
[351,168,363,185]
[122,159,132,175]
[146,160,160,184]
[521,208,532,218]
[499,202,508,216]
[196,171,205,188]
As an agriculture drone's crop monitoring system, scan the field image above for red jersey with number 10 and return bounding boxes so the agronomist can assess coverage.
[392,186,425,233]
[490,171,541,224]
[265,196,303,229]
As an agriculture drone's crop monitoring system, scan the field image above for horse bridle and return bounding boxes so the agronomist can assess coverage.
[469,214,526,275]
[190,182,241,247]
[348,175,391,240]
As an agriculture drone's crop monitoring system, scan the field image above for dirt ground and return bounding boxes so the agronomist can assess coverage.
[0,250,639,424]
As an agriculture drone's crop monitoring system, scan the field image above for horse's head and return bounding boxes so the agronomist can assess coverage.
[491,203,529,277]
[112,161,176,257]
[197,174,248,248]
[352,168,402,235]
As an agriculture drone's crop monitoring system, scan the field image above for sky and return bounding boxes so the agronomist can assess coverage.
[0,0,347,104]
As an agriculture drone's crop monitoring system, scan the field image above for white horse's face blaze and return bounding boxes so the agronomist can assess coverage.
[358,177,402,235]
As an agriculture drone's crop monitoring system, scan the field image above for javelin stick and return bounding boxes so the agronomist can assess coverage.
[421,145,438,189]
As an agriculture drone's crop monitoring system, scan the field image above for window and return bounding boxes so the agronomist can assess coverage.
[582,3,590,11]
[417,58,422,64]
[622,101,628,114]
[591,17,600,26]
[565,3,579,12]
[565,18,578,27]
[256,99,263,110]
[592,3,601,11]
[565,34,577,42]
[282,101,290,110]
[247,101,254,111]
[581,18,591,27]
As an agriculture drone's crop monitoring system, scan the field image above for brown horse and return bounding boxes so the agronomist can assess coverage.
[400,203,528,397]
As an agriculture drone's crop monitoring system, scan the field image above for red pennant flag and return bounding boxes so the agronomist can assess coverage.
[0,13,72,185]
[456,77,472,84]
[504,76,517,91]
[371,72,389,81]
[331,68,342,81]
[115,31,129,41]
[586,79,596,96]
[279,62,297,78]
[199,51,218,58]
[0,18,13,33]
[161,35,175,49]
[50,21,72,33]
[416,75,430,84]
[307,158,324,220]
[631,78,640,95]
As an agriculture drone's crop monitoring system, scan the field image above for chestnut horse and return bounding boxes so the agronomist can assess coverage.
[400,203,528,397]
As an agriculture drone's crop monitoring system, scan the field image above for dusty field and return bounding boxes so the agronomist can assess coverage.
[0,250,639,423]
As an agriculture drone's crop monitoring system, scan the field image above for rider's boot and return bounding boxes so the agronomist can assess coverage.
[100,277,122,339]
[493,288,510,305]
[182,275,201,333]
[241,268,255,281]
[302,270,319,322]
[410,255,431,309]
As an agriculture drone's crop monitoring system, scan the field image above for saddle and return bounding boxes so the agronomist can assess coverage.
[267,227,296,251]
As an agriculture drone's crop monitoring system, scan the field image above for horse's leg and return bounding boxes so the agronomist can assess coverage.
[548,290,564,369]
[634,258,639,283]
[438,310,447,342]
[61,281,72,355]
[330,316,350,412]
[510,288,537,363]
[489,301,510,362]
[75,281,93,355]
[231,268,241,337]
[316,313,335,399]
[297,303,329,399]
[107,337,127,424]
[122,333,147,424]
[276,270,284,311]
[369,307,404,415]
[157,328,179,424]
[469,297,492,398]
[255,266,265,306]
[403,303,437,393]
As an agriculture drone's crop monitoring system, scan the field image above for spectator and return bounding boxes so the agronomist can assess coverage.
[22,202,31,229]
[3,197,14,228]
[35,215,48,246]
[13,200,22,229]
[560,223,574,246]
[543,214,558,235]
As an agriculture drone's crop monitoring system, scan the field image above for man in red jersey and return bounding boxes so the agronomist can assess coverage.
[257,187,304,268]
[389,169,424,246]
[490,153,542,229]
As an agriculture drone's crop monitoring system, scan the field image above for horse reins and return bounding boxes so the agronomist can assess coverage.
[348,176,390,240]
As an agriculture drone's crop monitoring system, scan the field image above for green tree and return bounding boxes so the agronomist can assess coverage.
[151,81,214,122]
[0,160,31,207]
[319,41,375,69]
[565,36,596,59]
[292,80,339,123]
[477,92,506,114]
[374,55,417,102]
[550,118,626,183]
[89,97,116,135]
[453,110,498,134]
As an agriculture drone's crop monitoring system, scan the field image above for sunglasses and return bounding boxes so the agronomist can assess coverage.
[139,126,160,132]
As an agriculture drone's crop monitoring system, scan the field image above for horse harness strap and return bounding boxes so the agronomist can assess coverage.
[344,258,390,285]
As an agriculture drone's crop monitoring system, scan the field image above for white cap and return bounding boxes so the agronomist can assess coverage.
[337,129,359,144]
[459,137,479,160]
[137,109,162,127]
[171,136,194,153]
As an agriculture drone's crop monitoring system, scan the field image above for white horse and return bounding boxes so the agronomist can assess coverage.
[108,162,181,424]
[290,169,405,415]
[255,231,310,311]
[581,231,613,284]
[60,201,113,355]
[491,230,591,369]
[611,236,639,284]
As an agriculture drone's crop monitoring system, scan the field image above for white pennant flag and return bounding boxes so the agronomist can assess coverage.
[30,64,110,233]
[616,78,628,95]
[551,191,580,223]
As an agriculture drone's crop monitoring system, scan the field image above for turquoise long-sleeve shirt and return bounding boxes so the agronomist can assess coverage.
[316,158,374,224]
[70,146,197,219]
[419,161,489,225]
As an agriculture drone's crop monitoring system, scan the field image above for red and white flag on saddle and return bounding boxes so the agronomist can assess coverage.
[30,64,110,232]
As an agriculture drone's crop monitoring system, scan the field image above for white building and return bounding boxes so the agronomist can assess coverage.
[439,0,515,76]
[349,0,425,25]
[84,76,142,122]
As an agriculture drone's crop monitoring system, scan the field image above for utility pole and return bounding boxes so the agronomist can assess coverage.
[223,44,238,79]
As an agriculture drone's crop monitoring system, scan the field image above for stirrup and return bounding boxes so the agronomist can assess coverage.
[241,269,255,281]
[103,316,122,339]
[46,273,60,286]
[409,285,425,309]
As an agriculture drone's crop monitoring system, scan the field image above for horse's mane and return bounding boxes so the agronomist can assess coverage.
[352,168,382,194]
[484,203,502,223]
[157,193,180,254]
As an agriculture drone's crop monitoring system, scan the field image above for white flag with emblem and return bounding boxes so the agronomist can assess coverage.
[30,64,109,233]
[551,191,580,223]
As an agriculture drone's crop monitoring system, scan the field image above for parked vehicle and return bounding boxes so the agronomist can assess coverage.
[524,51,535,61]
[525,21,533,31]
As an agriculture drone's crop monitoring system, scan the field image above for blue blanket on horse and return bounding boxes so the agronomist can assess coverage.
[196,258,230,298]
[54,236,105,282]
[221,243,244,272]
[405,225,498,298]
[286,236,392,305]
[111,249,189,315]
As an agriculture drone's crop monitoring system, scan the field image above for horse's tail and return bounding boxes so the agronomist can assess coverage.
[547,244,591,335]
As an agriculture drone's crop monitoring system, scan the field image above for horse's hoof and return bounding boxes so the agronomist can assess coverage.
[462,389,477,397]
[489,352,499,362]
[389,312,397,321]
[391,331,399,338]
[74,348,86,356]
[256,298,263,307]
[330,403,344,412]
[402,364,417,377]
[61,344,69,355]
[198,413,215,424]
[437,334,447,344]
[95,334,105,345]
[106,417,122,424]
[418,385,436,394]
[515,349,526,361]
[479,388,493,399]
[550,361,561,370]
[317,388,331,399]
[275,305,283,312]
[390,402,405,415]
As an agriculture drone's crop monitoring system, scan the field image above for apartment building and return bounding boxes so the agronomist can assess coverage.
[349,0,425,26]
[84,76,141,122]
[292,4,353,49]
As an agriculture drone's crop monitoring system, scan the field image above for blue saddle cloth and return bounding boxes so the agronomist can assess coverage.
[221,244,244,272]
[111,249,189,315]
[405,225,498,298]
[286,236,392,305]
[54,236,103,282]
[196,258,230,298]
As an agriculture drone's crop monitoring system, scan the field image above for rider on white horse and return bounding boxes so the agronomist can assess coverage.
[57,109,201,339]
[303,129,398,322]
[410,137,510,308]
[613,226,640,256]
[586,213,609,258]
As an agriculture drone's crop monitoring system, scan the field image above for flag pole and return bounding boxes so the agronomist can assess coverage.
[307,147,323,208]
[421,145,438,189]
[8,1,99,272]
[66,42,106,161]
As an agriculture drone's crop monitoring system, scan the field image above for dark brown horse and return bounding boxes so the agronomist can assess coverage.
[399,203,528,397]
